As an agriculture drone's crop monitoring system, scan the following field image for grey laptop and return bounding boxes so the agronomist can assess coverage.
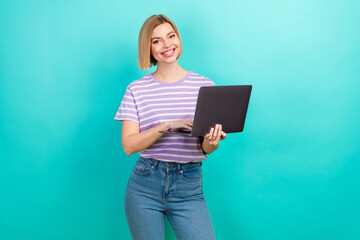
[159,85,252,137]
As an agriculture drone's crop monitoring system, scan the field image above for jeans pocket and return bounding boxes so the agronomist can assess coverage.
[181,166,202,182]
[133,159,152,175]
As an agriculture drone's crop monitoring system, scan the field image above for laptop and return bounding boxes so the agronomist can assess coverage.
[159,85,252,137]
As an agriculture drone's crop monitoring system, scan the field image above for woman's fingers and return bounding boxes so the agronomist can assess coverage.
[215,124,222,143]
[221,131,227,140]
[177,118,193,129]
[185,118,193,129]
[187,119,194,128]
[213,124,219,139]
[205,124,227,145]
[205,124,219,144]
[209,127,214,139]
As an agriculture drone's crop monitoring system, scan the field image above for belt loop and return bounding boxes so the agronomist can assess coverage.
[177,164,183,174]
[152,159,158,170]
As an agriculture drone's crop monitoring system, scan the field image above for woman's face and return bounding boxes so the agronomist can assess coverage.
[151,22,181,65]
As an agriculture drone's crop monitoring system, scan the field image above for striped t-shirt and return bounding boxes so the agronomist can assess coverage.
[114,71,215,163]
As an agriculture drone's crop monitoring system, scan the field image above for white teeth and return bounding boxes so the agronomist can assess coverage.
[163,49,174,55]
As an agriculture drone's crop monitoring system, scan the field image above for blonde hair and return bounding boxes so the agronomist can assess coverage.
[138,14,183,70]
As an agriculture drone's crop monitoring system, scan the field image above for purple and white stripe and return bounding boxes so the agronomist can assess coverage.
[114,71,215,162]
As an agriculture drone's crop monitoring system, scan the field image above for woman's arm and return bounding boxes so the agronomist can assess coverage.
[202,124,227,154]
[121,118,193,155]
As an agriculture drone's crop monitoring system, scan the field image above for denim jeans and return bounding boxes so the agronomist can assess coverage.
[124,157,216,240]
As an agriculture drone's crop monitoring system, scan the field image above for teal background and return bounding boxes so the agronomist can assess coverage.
[1,0,359,239]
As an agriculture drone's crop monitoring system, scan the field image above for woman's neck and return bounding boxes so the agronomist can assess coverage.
[153,62,188,83]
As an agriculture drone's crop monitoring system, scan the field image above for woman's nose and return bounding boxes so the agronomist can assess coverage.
[163,39,171,48]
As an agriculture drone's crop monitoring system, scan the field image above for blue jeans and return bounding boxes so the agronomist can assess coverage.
[124,157,216,240]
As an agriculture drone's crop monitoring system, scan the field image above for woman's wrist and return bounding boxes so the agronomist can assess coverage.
[160,122,171,131]
[202,140,218,155]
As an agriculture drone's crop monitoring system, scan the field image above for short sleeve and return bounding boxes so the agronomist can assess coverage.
[114,88,139,123]
[207,78,216,86]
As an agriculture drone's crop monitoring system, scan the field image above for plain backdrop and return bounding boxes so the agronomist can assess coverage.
[1,0,359,239]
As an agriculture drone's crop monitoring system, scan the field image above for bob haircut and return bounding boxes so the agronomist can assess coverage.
[138,14,183,70]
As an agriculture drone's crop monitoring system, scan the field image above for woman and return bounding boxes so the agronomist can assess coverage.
[114,14,226,240]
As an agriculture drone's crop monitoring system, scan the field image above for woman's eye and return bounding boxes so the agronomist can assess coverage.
[152,40,159,44]
[170,34,175,38]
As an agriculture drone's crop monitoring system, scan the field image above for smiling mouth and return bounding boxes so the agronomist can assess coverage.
[161,48,175,56]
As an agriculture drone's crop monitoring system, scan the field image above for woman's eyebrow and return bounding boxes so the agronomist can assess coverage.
[151,31,175,40]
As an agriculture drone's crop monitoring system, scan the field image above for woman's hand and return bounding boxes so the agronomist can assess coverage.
[166,118,193,130]
[205,124,226,144]
[202,124,226,154]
